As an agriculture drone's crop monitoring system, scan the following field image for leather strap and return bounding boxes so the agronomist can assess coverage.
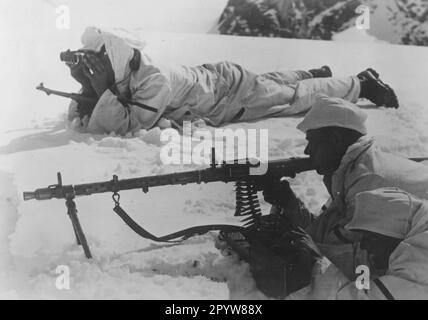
[113,204,244,243]
[116,96,158,113]
[373,278,395,300]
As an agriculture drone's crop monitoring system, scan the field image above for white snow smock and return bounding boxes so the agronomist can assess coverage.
[288,188,428,300]
[304,136,428,278]
[309,136,428,244]
[69,27,361,134]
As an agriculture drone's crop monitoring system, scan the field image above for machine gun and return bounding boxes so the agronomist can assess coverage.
[22,152,428,298]
[23,151,316,298]
[23,149,315,259]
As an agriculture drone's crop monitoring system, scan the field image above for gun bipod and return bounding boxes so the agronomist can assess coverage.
[66,196,92,259]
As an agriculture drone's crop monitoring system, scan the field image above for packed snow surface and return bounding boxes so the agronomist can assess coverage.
[1,0,428,299]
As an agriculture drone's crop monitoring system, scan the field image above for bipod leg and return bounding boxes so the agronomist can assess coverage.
[71,219,82,246]
[66,197,92,259]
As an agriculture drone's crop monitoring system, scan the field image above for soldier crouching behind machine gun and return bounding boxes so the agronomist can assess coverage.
[22,138,428,300]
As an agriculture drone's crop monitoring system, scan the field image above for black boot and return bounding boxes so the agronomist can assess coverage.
[358,69,399,109]
[309,65,332,78]
[362,68,379,79]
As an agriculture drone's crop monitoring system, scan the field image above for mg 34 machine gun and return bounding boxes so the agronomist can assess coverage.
[23,150,318,297]
[22,152,428,297]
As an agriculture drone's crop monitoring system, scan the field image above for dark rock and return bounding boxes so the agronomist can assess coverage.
[216,0,428,46]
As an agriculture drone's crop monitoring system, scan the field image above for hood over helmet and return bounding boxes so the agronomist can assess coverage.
[347,188,428,290]
[80,26,146,84]
[346,188,426,239]
[297,94,368,135]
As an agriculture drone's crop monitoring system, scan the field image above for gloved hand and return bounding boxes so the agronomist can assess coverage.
[67,61,93,91]
[263,180,298,207]
[268,226,321,292]
[257,213,293,235]
[289,227,323,259]
[82,54,114,97]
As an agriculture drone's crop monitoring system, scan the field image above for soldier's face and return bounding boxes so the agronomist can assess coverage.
[304,129,343,175]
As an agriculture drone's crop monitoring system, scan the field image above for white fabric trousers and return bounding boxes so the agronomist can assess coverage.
[235,75,361,123]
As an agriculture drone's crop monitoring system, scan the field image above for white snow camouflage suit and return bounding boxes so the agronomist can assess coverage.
[290,188,428,300]
[278,136,428,280]
[68,27,361,134]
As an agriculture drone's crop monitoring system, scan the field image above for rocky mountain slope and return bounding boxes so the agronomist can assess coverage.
[216,0,428,46]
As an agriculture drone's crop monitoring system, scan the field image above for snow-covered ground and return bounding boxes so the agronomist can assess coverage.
[1,0,428,300]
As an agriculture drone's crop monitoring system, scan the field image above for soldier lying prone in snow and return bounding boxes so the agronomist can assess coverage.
[66,27,399,135]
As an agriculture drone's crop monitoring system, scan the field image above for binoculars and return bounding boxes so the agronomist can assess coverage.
[60,49,86,65]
